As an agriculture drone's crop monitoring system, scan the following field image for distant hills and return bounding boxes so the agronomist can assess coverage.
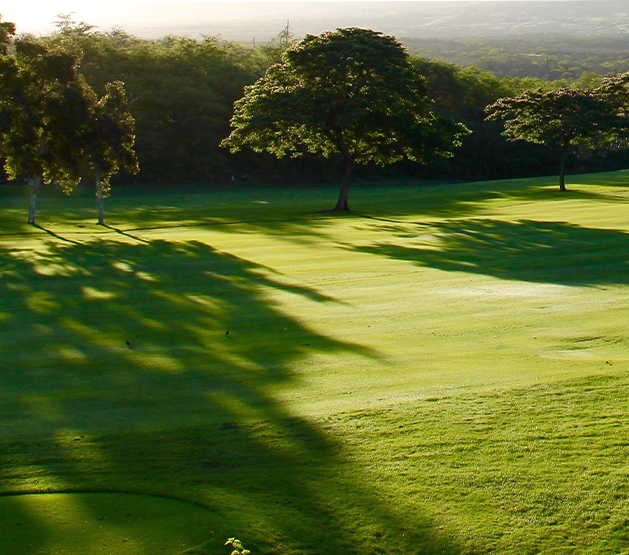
[119,2,629,43]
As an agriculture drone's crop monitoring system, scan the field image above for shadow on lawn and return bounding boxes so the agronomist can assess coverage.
[352,218,629,287]
[498,183,629,205]
[4,175,628,245]
[0,236,465,555]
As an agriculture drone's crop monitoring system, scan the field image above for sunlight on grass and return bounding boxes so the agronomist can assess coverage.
[130,351,187,374]
[2,173,629,554]
[111,261,134,273]
[25,292,61,313]
[81,286,117,301]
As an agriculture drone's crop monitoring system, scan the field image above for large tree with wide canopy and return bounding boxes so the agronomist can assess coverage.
[222,27,468,211]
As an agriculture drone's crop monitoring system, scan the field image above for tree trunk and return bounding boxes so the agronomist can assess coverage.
[332,153,354,212]
[95,169,105,225]
[559,141,569,192]
[27,175,42,225]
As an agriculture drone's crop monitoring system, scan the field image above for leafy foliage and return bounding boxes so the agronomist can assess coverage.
[0,16,15,55]
[0,17,138,223]
[486,86,623,190]
[487,88,610,146]
[595,72,629,134]
[409,57,542,181]
[3,16,629,189]
[77,80,138,224]
[0,28,95,222]
[223,27,468,210]
[82,80,138,194]
[45,21,268,182]
[225,538,251,555]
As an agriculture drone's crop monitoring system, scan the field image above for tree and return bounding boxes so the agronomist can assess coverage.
[594,72,629,136]
[42,18,266,184]
[80,81,138,224]
[0,34,89,223]
[222,27,468,211]
[0,14,15,54]
[409,57,546,181]
[485,86,620,191]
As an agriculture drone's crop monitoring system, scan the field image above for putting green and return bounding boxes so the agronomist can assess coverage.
[0,492,215,555]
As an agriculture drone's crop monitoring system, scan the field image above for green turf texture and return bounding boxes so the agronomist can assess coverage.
[2,172,629,554]
[0,493,215,554]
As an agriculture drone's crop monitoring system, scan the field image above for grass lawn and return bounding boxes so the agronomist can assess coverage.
[1,172,629,554]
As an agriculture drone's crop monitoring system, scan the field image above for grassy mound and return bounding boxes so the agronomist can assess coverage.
[1,172,629,554]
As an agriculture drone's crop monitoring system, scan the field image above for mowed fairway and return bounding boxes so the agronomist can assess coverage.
[2,172,629,554]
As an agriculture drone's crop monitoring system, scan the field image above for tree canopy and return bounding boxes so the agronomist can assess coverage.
[485,86,623,191]
[80,80,138,224]
[2,17,629,193]
[222,27,469,211]
[0,17,139,224]
[595,72,629,130]
[44,19,268,183]
[0,31,93,223]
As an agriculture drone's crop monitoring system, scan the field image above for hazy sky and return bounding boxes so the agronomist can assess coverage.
[2,1,539,35]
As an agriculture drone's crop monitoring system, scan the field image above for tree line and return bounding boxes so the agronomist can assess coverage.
[2,15,629,219]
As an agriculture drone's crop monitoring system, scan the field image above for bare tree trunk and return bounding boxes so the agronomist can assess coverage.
[28,138,47,225]
[330,129,355,212]
[95,168,105,225]
[333,154,354,212]
[559,141,569,192]
[27,175,42,225]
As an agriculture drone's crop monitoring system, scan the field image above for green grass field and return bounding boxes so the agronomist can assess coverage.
[2,172,629,554]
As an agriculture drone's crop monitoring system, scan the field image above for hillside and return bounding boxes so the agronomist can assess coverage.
[118,1,629,43]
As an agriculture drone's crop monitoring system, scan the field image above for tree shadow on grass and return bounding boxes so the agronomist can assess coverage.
[0,237,366,435]
[0,236,467,555]
[5,175,629,249]
[351,218,629,287]
[350,172,629,222]
[498,183,629,205]
[201,178,629,240]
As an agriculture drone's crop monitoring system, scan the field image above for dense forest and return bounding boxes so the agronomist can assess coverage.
[5,17,629,186]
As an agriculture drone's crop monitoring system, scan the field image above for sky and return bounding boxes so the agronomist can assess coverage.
[2,1,539,35]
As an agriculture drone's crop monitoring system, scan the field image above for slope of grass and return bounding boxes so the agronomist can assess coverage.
[1,172,629,554]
